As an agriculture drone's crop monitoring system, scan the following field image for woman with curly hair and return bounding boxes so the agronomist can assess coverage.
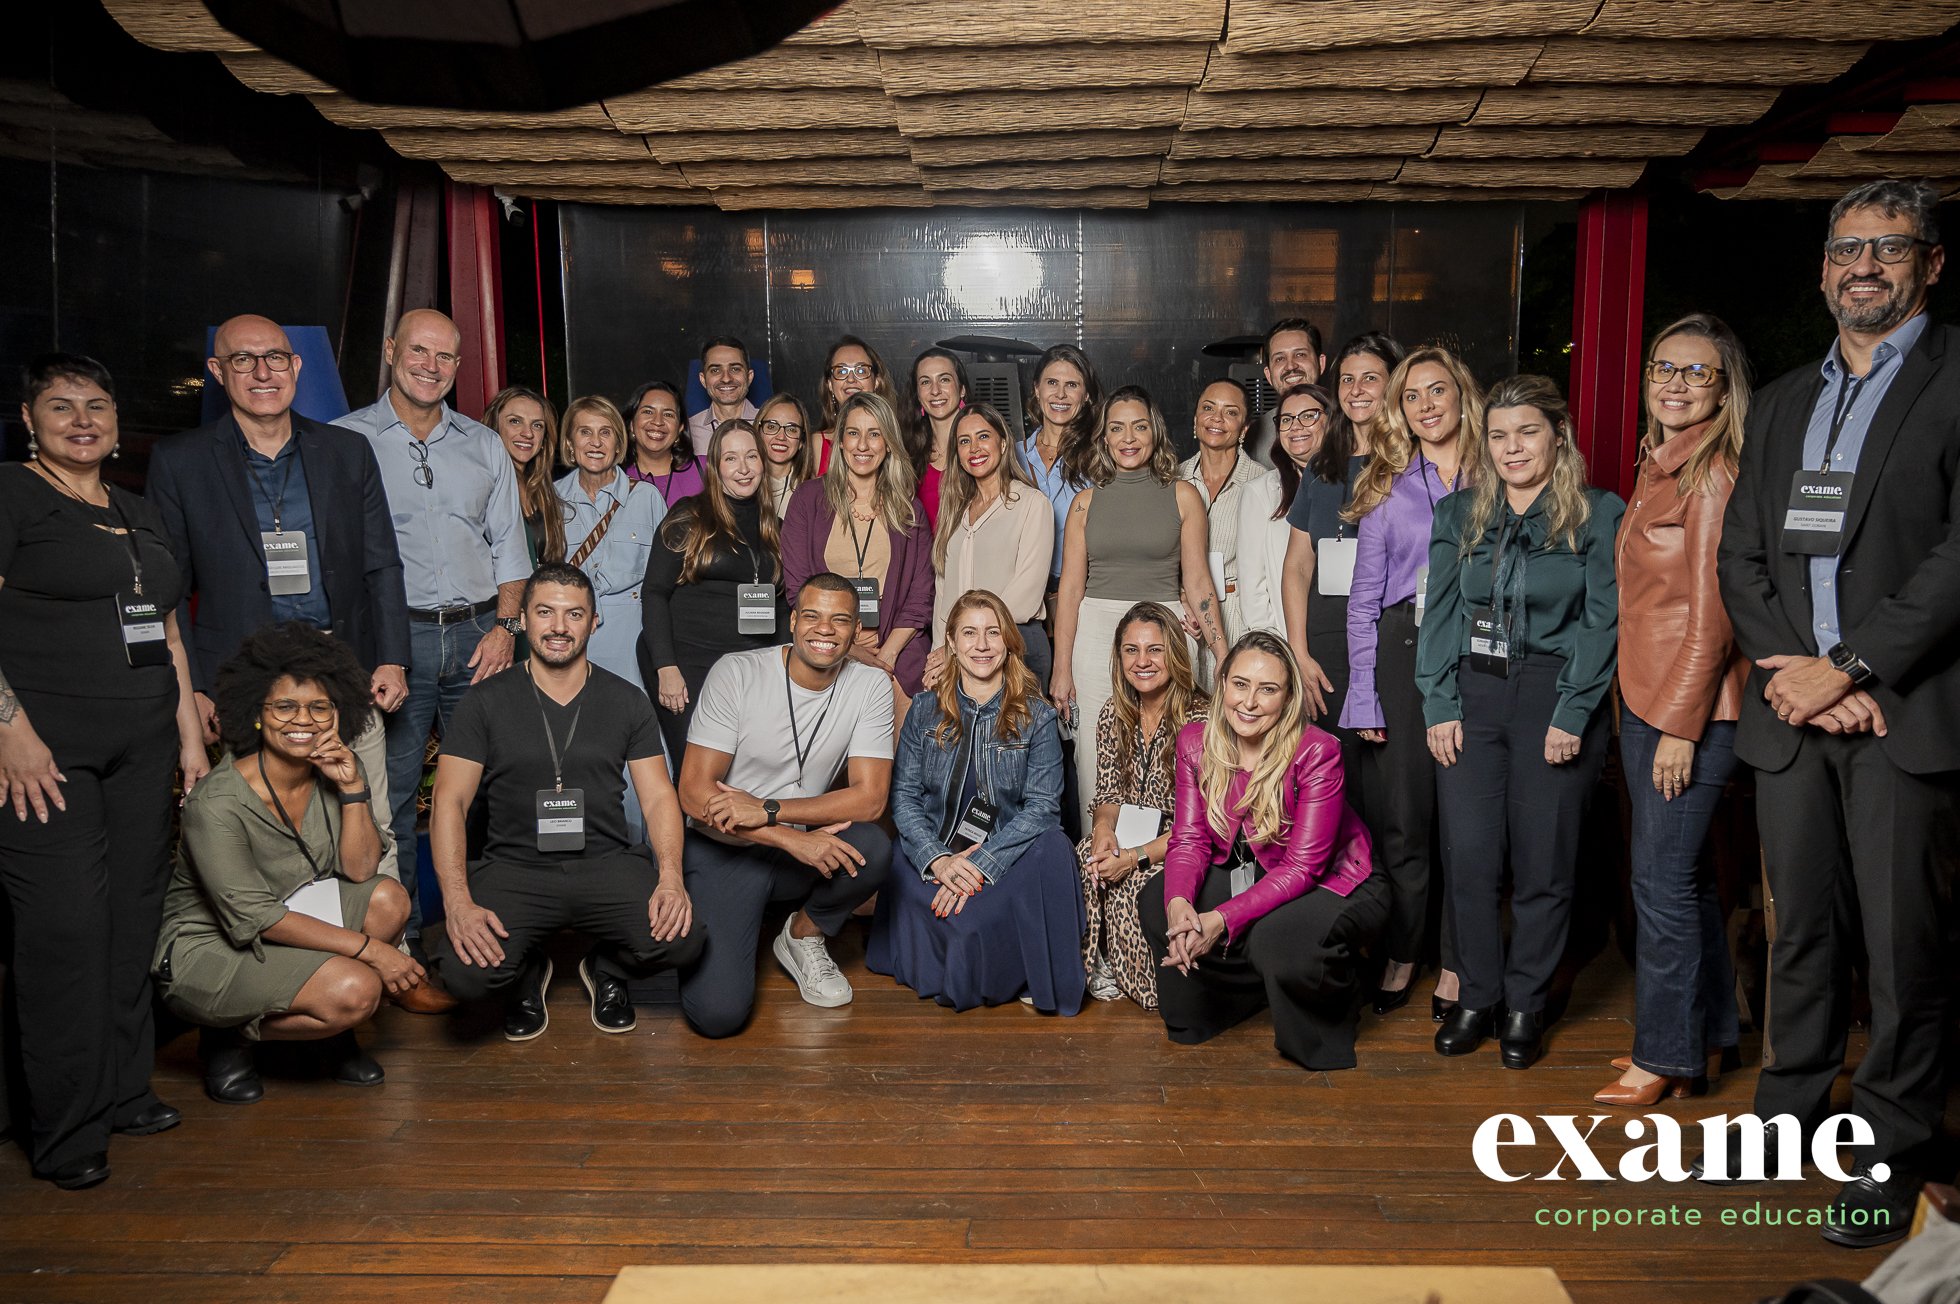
[156,622,423,1108]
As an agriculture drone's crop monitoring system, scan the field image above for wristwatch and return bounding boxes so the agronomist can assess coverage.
[496,616,521,635]
[1826,642,1876,688]
[1135,850,1152,872]
[335,787,372,805]
[763,798,781,827]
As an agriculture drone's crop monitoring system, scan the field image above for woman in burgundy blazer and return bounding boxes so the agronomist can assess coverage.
[1140,630,1388,1070]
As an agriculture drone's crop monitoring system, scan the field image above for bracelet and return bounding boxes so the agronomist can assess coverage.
[336,786,372,805]
[354,937,370,960]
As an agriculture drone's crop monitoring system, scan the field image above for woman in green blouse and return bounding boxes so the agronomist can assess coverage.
[155,624,425,1105]
[1416,375,1624,1070]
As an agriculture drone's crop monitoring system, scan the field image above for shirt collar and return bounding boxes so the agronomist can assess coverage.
[1646,418,1718,476]
[557,466,629,503]
[381,390,461,442]
[1821,310,1929,382]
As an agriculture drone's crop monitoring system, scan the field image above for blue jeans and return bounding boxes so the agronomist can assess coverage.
[1620,710,1741,1076]
[386,609,497,929]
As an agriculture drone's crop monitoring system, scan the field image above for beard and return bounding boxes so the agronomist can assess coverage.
[531,634,587,667]
[1828,268,1924,334]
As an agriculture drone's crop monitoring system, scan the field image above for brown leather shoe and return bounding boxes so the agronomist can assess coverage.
[1593,1072,1705,1106]
[390,983,459,1014]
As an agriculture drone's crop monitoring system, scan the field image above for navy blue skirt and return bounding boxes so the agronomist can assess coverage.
[868,827,1086,1015]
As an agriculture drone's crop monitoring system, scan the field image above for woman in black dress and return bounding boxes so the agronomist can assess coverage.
[640,418,785,759]
[0,353,209,1189]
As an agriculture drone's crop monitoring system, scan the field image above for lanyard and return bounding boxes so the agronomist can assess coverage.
[258,751,337,883]
[783,651,837,787]
[41,465,147,596]
[1200,452,1241,521]
[844,510,875,577]
[1817,370,1870,474]
[526,662,587,793]
[244,441,299,533]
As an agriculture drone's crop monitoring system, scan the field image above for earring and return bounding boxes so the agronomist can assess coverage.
[254,721,261,731]
[25,431,36,459]
[110,445,121,460]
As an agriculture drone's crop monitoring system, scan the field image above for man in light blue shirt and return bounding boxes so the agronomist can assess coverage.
[336,308,529,927]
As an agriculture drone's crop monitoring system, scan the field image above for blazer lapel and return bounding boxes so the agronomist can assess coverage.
[295,418,334,564]
[213,416,262,548]
[1841,328,1943,547]
[1766,372,1825,600]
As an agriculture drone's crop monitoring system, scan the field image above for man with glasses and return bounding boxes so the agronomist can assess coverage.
[689,336,757,449]
[1711,179,1959,1247]
[148,313,411,881]
[1247,318,1326,469]
[335,308,529,932]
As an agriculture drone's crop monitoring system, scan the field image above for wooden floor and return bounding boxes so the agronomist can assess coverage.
[0,926,1929,1304]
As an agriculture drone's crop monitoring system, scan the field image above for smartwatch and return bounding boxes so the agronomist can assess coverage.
[763,798,781,827]
[1135,850,1152,873]
[496,616,521,635]
[335,787,373,806]
[1826,642,1876,688]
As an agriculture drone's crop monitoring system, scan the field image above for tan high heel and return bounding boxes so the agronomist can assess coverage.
[1593,1070,1706,1106]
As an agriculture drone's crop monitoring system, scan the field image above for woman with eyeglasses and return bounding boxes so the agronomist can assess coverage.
[757,392,816,520]
[1237,384,1332,642]
[486,386,566,567]
[782,390,935,694]
[905,347,969,533]
[1,354,209,1189]
[641,419,786,760]
[814,335,899,475]
[1419,375,1624,1069]
[623,380,704,508]
[158,623,421,1109]
[1600,315,1753,1105]
[1341,346,1482,1022]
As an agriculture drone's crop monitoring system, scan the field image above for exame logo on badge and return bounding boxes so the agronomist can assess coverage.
[1472,1112,1884,1183]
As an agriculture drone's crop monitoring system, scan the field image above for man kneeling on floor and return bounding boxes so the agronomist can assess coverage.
[408,561,704,1040]
[676,572,895,1036]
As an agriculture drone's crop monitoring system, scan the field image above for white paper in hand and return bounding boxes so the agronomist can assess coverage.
[1115,804,1162,850]
[284,878,343,929]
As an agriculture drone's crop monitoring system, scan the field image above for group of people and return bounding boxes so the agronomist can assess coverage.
[0,178,1952,1251]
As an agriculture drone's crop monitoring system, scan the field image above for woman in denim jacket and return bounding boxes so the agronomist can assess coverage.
[868,589,1084,1014]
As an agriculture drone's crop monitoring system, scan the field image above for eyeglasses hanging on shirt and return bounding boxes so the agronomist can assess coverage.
[406,438,434,490]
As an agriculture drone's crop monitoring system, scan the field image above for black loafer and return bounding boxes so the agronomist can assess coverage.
[1434,1004,1497,1056]
[1692,1117,1794,1184]
[112,1100,182,1136]
[1432,995,1458,1023]
[39,1152,110,1191]
[504,955,553,1042]
[321,1032,384,1086]
[579,956,638,1033]
[1498,1008,1544,1070]
[1822,1167,1915,1249]
[200,1026,264,1105]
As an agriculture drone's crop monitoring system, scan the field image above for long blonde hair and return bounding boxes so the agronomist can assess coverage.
[930,589,1042,749]
[1344,346,1485,523]
[1198,632,1306,846]
[1107,602,1205,763]
[485,386,565,563]
[663,419,782,585]
[822,390,919,534]
[933,402,1035,571]
[1457,374,1594,555]
[1643,313,1752,496]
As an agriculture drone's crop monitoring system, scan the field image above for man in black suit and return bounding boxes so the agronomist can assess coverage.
[1713,179,1958,1247]
[148,314,412,880]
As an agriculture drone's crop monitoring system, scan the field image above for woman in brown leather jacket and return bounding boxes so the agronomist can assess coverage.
[1599,313,1754,1105]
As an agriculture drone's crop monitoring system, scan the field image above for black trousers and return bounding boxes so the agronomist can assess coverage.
[1435,655,1609,1013]
[0,690,177,1173]
[1752,730,1958,1170]
[1359,601,1450,966]
[678,824,891,1038]
[427,849,707,1004]
[1139,866,1387,1071]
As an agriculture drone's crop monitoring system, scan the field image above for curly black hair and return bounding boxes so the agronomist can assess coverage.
[212,622,374,758]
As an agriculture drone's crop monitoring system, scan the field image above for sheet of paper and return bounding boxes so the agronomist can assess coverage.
[285,878,343,929]
[1115,804,1163,849]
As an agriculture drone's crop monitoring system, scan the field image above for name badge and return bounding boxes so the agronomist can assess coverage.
[1782,471,1855,556]
[1412,565,1429,627]
[535,789,586,852]
[261,531,313,596]
[1316,537,1357,597]
[116,592,170,667]
[952,795,998,847]
[1228,858,1257,897]
[1468,604,1510,678]
[737,582,777,635]
[850,576,881,627]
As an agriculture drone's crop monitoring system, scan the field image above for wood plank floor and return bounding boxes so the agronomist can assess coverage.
[0,926,1931,1303]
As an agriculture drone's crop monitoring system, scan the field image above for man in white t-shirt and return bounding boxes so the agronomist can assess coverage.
[676,573,896,1036]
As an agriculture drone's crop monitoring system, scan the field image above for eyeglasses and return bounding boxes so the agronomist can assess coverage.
[1645,360,1726,388]
[760,420,804,438]
[220,350,294,373]
[264,698,336,723]
[1276,409,1326,431]
[407,439,434,488]
[829,363,874,381]
[1824,234,1933,266]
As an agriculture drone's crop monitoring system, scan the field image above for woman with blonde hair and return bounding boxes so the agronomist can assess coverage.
[1598,314,1753,1105]
[781,390,935,693]
[1419,374,1624,1070]
[1342,345,1483,1020]
[485,386,565,565]
[1141,631,1384,1070]
[1078,601,1209,1006]
[1049,385,1229,829]
[756,391,816,520]
[869,589,1079,1013]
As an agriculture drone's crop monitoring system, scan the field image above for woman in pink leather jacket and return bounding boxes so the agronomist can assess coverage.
[1141,630,1388,1070]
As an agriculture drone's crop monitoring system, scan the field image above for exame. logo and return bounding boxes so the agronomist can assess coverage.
[1472,1112,1885,1183]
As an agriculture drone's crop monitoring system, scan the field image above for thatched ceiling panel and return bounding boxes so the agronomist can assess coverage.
[1582,0,1960,40]
[440,160,691,189]
[383,129,654,163]
[1168,127,1441,159]
[931,188,1154,208]
[605,90,899,133]
[1396,156,1648,188]
[877,43,1212,96]
[1222,0,1599,53]
[1526,38,1869,85]
[1152,181,1379,202]
[1157,156,1406,183]
[893,89,1188,136]
[910,131,1177,167]
[678,156,925,187]
[1200,42,1542,92]
[1427,125,1705,159]
[1183,89,1480,131]
[713,185,932,209]
[850,0,1226,48]
[646,130,912,162]
[918,159,1164,190]
[99,0,255,53]
[658,44,883,92]
[220,53,334,96]
[1469,85,1779,126]
[310,97,613,131]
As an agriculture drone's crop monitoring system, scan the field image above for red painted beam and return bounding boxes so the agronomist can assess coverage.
[1569,190,1649,501]
[444,181,506,420]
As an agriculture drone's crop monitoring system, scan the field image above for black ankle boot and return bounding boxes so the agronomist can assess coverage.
[200,1025,264,1105]
[320,1031,384,1086]
[1498,1008,1544,1069]
[1434,1004,1497,1056]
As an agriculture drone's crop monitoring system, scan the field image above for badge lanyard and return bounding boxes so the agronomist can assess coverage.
[844,511,875,578]
[784,653,836,788]
[42,465,146,596]
[244,443,299,534]
[258,750,337,883]
[1817,370,1869,474]
[527,662,587,793]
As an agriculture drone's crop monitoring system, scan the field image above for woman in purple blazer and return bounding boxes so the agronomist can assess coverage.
[781,391,935,695]
[1140,630,1387,1070]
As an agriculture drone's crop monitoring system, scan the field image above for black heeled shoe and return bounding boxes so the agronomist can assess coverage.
[112,1100,182,1136]
[1434,1005,1497,1056]
[1498,1008,1544,1070]
[321,1031,384,1087]
[1432,995,1458,1023]
[1370,983,1413,1015]
[200,1026,264,1105]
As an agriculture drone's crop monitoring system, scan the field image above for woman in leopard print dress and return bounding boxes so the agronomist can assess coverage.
[1078,601,1209,1007]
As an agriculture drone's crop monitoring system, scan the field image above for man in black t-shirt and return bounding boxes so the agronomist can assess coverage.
[418,562,703,1041]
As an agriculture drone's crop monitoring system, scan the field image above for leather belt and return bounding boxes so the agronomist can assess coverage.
[408,596,497,625]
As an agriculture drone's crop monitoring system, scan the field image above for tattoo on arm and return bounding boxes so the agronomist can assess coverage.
[0,664,19,726]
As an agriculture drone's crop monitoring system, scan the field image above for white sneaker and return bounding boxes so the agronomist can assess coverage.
[773,916,853,1007]
[1086,955,1122,1003]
